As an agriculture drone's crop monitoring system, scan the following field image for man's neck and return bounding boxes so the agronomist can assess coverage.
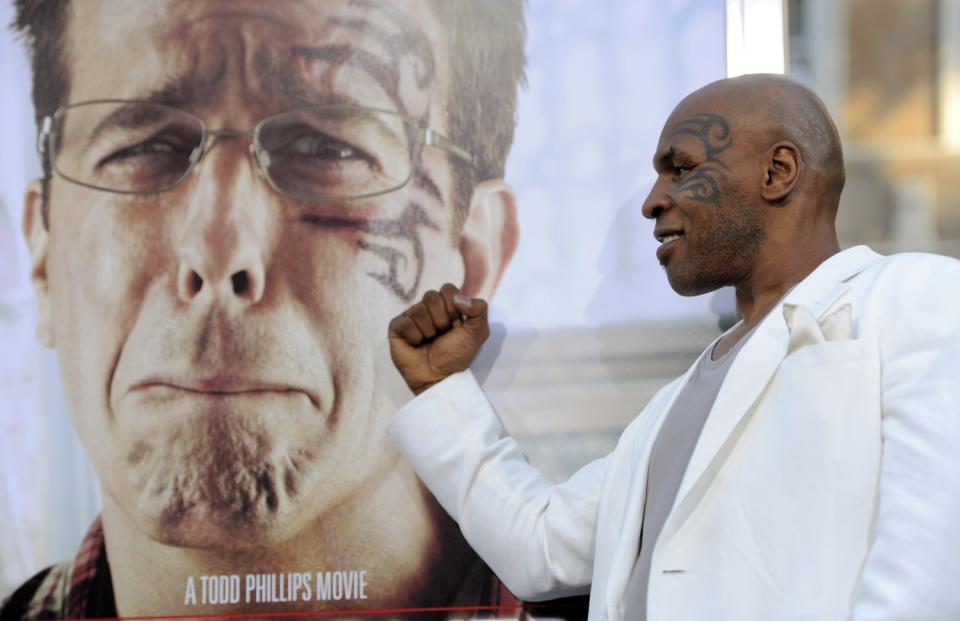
[711,236,841,359]
[101,461,474,617]
[734,237,841,327]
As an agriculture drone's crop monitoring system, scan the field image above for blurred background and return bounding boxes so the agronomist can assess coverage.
[789,0,960,257]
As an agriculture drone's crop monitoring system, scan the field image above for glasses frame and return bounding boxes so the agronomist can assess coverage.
[38,99,476,204]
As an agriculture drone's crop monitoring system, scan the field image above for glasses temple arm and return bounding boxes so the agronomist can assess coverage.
[38,116,52,156]
[423,128,475,166]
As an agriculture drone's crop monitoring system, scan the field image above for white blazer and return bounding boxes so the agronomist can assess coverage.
[388,246,960,621]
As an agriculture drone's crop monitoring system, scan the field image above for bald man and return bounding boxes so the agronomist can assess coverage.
[386,74,960,621]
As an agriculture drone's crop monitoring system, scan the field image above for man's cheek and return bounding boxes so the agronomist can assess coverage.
[357,206,441,302]
[48,215,159,405]
[303,202,443,303]
[51,200,158,302]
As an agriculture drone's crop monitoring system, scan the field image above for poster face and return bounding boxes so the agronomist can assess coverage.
[0,0,725,618]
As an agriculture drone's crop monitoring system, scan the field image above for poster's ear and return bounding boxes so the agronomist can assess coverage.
[459,178,519,299]
[22,180,54,347]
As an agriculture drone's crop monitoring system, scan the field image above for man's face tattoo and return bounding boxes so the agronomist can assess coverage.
[288,0,436,117]
[666,113,732,204]
[646,109,766,296]
[304,203,440,302]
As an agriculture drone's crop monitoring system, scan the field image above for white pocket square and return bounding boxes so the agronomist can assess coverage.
[782,303,852,355]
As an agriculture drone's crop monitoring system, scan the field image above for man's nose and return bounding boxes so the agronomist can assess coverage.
[175,145,269,307]
[641,179,674,220]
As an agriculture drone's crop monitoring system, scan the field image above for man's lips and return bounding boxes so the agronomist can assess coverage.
[131,376,320,408]
[654,228,685,261]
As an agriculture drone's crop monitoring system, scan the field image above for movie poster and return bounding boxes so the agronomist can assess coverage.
[0,1,726,618]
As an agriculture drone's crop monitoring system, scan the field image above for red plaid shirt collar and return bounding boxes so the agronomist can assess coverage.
[9,516,117,620]
[65,516,116,619]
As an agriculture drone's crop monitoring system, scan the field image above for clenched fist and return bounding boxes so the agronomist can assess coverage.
[388,283,490,395]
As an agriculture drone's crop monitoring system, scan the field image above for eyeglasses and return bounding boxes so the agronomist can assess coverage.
[38,99,475,204]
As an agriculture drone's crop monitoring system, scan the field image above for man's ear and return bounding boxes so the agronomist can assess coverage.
[761,141,802,203]
[458,179,519,299]
[23,180,54,347]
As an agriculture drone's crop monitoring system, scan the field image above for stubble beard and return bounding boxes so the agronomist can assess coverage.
[667,197,766,297]
[123,409,322,549]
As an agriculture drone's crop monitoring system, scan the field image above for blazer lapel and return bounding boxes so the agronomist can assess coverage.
[659,246,883,542]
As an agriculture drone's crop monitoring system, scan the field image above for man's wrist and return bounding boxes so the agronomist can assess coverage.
[411,377,444,395]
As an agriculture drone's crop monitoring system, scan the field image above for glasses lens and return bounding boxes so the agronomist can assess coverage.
[257,106,416,203]
[50,101,204,194]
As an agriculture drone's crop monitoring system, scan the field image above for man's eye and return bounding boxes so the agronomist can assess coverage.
[86,131,197,191]
[100,139,185,166]
[283,133,364,161]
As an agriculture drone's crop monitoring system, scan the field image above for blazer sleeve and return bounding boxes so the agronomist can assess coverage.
[849,259,960,620]
[387,370,606,601]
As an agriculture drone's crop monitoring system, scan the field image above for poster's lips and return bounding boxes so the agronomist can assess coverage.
[131,375,321,408]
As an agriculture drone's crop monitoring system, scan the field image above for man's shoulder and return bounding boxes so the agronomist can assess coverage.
[832,249,960,344]
[866,249,959,273]
[0,561,72,620]
[839,248,960,307]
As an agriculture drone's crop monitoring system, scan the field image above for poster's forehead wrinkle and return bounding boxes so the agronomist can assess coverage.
[127,2,441,120]
[160,9,279,107]
[184,0,307,31]
[254,48,359,109]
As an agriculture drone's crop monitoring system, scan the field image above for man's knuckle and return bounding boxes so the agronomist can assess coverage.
[408,304,427,320]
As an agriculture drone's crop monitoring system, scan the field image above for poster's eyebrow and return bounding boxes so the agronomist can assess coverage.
[140,71,211,110]
[82,75,209,147]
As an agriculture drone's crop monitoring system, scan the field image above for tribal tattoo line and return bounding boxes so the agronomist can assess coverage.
[668,113,732,204]
[303,203,440,302]
[291,1,436,118]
